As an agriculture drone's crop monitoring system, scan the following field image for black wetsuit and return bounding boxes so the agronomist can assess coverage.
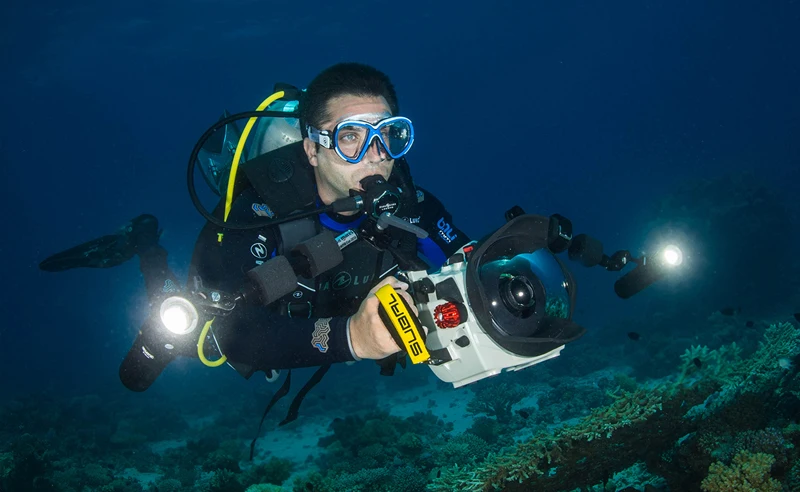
[140,183,470,379]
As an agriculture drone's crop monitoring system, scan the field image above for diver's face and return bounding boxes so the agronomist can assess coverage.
[304,94,395,207]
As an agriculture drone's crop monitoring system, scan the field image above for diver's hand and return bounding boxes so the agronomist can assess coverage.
[348,277,420,360]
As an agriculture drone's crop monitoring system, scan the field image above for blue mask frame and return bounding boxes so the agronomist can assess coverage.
[307,116,415,164]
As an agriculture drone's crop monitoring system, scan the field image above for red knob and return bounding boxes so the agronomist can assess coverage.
[434,302,462,329]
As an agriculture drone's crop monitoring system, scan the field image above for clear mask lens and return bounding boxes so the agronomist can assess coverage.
[381,119,412,156]
[337,124,370,159]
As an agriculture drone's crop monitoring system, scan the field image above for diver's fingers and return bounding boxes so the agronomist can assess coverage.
[368,276,409,296]
[395,288,419,317]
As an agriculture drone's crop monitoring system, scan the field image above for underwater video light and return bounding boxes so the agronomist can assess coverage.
[660,244,683,267]
[614,243,685,299]
[159,297,199,335]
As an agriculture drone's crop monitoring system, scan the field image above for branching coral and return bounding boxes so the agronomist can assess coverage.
[564,387,664,442]
[787,459,800,492]
[302,465,428,492]
[428,384,681,491]
[710,428,794,467]
[245,484,284,492]
[426,462,494,492]
[434,433,491,468]
[428,320,799,491]
[242,457,295,486]
[465,382,528,424]
[739,322,799,392]
[0,452,12,481]
[700,450,781,492]
[685,322,800,419]
[673,341,743,392]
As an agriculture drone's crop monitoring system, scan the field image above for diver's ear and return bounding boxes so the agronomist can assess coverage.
[303,138,318,167]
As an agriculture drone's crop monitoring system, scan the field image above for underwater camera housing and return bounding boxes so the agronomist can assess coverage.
[389,208,683,388]
[398,213,584,388]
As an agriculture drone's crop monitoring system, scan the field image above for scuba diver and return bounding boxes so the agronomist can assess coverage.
[40,62,678,441]
[39,62,471,424]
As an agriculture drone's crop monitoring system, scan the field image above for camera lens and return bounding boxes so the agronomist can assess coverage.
[499,274,536,317]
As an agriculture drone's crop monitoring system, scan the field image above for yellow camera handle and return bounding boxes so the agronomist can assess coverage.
[374,284,430,364]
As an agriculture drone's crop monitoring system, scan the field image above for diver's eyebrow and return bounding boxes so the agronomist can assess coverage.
[337,112,392,124]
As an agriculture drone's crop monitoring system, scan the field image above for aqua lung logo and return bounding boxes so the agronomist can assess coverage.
[321,271,375,291]
[333,272,351,290]
[162,279,178,293]
[437,217,457,244]
[250,243,268,259]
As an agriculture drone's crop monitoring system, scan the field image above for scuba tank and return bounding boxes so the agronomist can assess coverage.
[195,99,302,197]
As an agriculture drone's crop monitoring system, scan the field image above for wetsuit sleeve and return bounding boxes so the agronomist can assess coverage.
[220,309,359,370]
[191,190,359,373]
[414,187,471,268]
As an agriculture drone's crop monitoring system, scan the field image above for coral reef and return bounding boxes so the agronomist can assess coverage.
[700,450,781,492]
[684,322,800,420]
[465,382,528,424]
[427,320,800,491]
[1,307,798,492]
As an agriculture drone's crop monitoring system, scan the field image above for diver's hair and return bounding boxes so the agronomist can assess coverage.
[300,63,399,138]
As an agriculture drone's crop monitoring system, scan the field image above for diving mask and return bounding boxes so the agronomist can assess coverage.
[306,115,415,164]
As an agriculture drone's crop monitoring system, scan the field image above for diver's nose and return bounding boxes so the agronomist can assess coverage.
[363,136,387,164]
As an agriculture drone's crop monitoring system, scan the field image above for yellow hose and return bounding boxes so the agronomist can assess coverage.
[197,318,227,367]
[223,90,286,223]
